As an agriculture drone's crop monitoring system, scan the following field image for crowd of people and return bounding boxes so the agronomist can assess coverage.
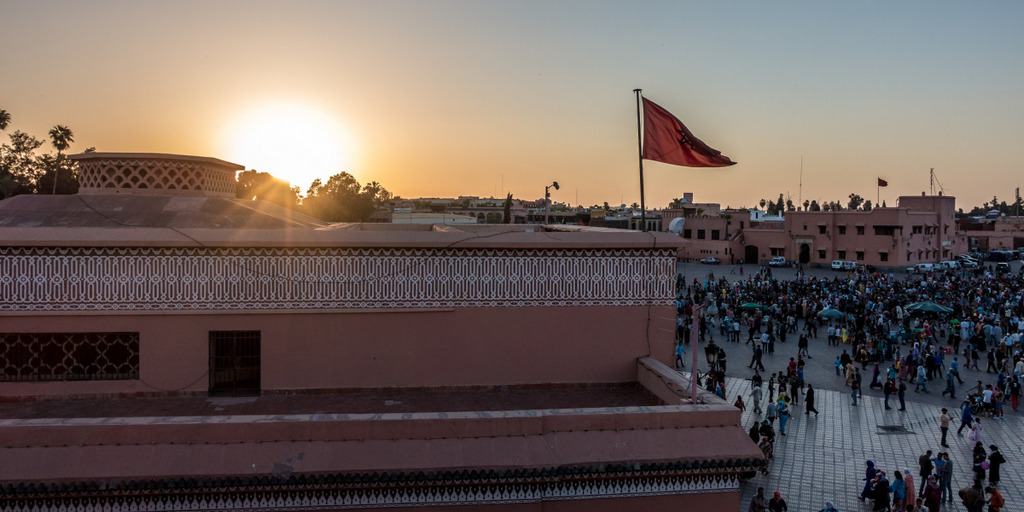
[673,263,1022,512]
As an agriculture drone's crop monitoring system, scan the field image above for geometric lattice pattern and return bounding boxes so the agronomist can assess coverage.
[0,467,746,511]
[76,157,235,197]
[0,332,139,382]
[0,247,677,313]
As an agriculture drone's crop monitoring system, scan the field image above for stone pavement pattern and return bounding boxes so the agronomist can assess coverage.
[726,374,1024,512]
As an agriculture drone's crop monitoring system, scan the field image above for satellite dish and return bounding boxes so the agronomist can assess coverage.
[668,217,686,234]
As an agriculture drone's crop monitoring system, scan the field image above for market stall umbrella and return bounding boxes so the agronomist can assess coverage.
[739,303,768,310]
[905,301,953,314]
[816,308,848,320]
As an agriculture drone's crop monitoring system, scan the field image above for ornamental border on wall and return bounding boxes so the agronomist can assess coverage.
[0,247,676,312]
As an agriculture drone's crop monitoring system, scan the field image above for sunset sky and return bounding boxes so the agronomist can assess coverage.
[3,1,1022,210]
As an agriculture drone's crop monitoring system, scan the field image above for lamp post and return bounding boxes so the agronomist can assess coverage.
[544,181,559,225]
[704,338,720,374]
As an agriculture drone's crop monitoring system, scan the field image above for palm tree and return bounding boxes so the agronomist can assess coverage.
[48,125,74,194]
[0,109,10,131]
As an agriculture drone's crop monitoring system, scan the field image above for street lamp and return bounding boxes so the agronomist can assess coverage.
[544,181,559,225]
[704,338,720,374]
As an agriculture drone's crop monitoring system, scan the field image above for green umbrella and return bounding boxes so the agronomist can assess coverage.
[739,302,767,310]
[905,301,953,314]
[817,308,848,320]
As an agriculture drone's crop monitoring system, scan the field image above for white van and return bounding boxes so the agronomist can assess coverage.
[909,263,936,274]
[831,260,843,270]
[939,260,959,270]
[841,261,858,271]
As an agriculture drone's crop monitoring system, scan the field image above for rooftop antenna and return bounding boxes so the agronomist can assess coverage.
[799,155,803,209]
[930,168,946,195]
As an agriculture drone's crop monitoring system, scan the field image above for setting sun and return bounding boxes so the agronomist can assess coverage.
[222,103,356,191]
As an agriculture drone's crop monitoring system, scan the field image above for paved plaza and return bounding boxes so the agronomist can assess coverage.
[675,261,1024,511]
[726,372,1023,512]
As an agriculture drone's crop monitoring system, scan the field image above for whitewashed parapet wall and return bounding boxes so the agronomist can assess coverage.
[0,247,676,312]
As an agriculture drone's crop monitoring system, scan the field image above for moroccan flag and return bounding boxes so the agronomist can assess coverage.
[642,98,736,167]
[878,178,888,187]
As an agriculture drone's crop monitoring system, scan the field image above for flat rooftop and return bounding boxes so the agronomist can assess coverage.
[0,383,662,420]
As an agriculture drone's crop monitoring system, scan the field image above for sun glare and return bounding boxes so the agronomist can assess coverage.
[224,103,356,191]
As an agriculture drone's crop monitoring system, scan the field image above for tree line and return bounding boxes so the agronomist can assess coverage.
[0,109,89,199]
[236,170,396,223]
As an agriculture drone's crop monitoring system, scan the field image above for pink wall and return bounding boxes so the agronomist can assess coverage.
[1,305,676,398]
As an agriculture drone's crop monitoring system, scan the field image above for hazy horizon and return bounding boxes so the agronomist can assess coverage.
[3,0,1022,210]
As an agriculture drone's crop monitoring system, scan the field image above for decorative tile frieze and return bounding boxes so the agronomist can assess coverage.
[0,467,748,511]
[0,247,676,312]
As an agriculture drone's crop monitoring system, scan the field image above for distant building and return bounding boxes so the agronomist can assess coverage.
[668,192,967,268]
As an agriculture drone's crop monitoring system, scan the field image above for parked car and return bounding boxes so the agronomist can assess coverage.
[841,261,858,271]
[988,250,1013,262]
[767,257,789,267]
[831,260,844,270]
[939,260,959,270]
[995,262,1011,274]
[700,257,721,265]
[960,259,979,269]
[908,263,936,274]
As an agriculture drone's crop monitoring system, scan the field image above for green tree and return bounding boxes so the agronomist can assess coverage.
[301,172,392,222]
[235,170,299,208]
[847,193,864,211]
[863,200,872,211]
[47,125,74,194]
[0,109,10,131]
[668,198,685,209]
[809,200,821,211]
[502,193,513,224]
[0,130,45,197]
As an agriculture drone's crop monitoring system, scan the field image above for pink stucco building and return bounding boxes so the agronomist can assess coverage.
[0,154,762,511]
[670,193,967,268]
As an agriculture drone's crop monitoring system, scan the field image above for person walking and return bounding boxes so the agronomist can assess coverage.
[915,364,929,393]
[766,400,777,426]
[768,490,788,512]
[987,445,1005,485]
[751,383,763,415]
[917,450,933,499]
[922,475,941,512]
[967,418,982,444]
[883,377,894,410]
[938,408,953,447]
[903,467,916,509]
[897,378,907,410]
[777,400,790,436]
[890,470,907,511]
[851,369,861,406]
[941,368,957,399]
[748,487,768,512]
[805,383,819,416]
[859,460,877,501]
[957,400,974,436]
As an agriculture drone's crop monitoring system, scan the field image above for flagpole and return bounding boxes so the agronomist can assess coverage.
[691,304,702,404]
[634,89,647,232]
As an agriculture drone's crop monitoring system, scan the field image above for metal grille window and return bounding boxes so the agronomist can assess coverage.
[209,330,261,396]
[0,332,140,382]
